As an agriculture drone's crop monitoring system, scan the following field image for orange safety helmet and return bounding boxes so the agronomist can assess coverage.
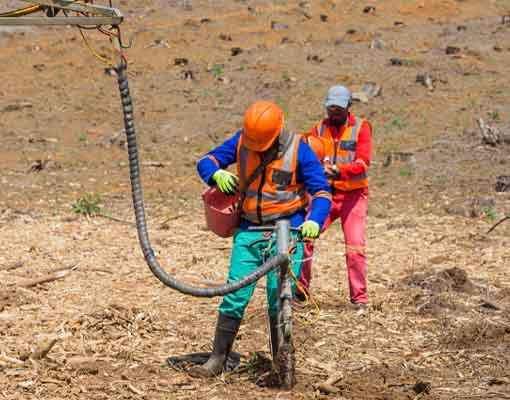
[242,101,284,152]
[305,135,326,162]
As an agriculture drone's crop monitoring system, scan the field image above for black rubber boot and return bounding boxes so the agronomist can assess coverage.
[268,316,279,361]
[189,313,241,377]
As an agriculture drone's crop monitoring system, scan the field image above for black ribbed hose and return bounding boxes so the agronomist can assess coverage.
[116,59,285,297]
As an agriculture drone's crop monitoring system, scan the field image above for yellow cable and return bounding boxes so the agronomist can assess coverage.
[78,27,116,67]
[288,252,321,326]
[0,4,44,17]
[0,2,125,68]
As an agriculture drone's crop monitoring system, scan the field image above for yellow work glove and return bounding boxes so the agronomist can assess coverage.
[300,220,320,239]
[212,169,239,195]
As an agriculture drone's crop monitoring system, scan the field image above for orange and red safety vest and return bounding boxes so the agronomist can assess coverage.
[313,117,369,192]
[236,132,308,224]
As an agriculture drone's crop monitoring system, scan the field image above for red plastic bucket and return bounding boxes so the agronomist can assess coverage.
[202,187,241,238]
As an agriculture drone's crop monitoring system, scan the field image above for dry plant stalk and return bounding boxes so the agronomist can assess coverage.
[20,337,60,361]
[19,264,79,288]
[0,353,25,366]
[0,261,24,272]
[317,371,344,394]
[487,216,510,234]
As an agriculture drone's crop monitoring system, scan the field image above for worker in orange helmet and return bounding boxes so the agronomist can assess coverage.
[297,85,372,314]
[192,101,332,377]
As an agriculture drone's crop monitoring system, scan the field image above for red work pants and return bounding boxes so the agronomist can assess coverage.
[300,189,368,304]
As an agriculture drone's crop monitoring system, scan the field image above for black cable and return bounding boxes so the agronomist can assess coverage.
[115,58,285,297]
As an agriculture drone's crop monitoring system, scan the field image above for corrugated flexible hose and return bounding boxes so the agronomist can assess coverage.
[116,59,285,297]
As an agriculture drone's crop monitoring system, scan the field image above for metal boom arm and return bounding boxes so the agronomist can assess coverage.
[0,1,287,298]
[0,0,123,25]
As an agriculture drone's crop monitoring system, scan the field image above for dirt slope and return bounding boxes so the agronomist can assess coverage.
[1,1,510,399]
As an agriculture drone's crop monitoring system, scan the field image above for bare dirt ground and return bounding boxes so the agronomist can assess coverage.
[1,0,510,399]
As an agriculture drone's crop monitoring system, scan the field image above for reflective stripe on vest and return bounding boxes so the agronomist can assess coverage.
[316,117,368,191]
[238,133,308,223]
[244,188,307,202]
[350,172,368,181]
[238,134,297,186]
[318,117,361,164]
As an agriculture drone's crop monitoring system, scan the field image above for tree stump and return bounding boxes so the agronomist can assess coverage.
[495,175,510,192]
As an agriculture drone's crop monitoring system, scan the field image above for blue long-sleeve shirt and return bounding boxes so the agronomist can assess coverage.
[197,130,332,229]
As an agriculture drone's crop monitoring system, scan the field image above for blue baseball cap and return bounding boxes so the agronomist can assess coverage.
[324,85,351,108]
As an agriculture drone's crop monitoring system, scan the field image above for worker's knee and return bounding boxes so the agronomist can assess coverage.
[219,296,248,320]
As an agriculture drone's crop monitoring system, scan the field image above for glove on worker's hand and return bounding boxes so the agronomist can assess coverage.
[300,220,320,239]
[212,170,239,195]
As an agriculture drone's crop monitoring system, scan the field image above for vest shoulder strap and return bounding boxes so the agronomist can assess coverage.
[351,116,366,138]
[277,128,294,157]
[317,122,325,137]
[239,138,281,201]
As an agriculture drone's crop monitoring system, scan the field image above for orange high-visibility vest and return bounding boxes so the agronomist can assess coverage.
[237,132,308,224]
[315,117,368,192]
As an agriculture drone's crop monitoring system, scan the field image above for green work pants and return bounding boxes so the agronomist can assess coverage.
[219,230,303,319]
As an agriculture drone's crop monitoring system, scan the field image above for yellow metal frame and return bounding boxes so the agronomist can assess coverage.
[0,0,122,25]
